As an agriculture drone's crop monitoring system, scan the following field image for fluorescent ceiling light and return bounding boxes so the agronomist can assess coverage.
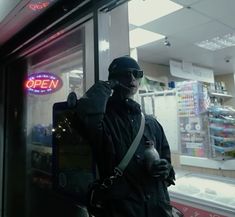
[99,40,110,52]
[195,33,235,51]
[70,70,83,77]
[129,28,165,48]
[71,69,83,74]
[128,0,183,26]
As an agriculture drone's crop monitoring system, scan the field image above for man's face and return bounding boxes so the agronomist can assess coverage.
[113,69,143,97]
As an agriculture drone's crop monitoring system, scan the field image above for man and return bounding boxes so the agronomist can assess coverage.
[75,56,175,217]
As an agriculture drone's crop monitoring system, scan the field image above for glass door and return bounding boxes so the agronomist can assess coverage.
[25,19,94,217]
[0,69,5,217]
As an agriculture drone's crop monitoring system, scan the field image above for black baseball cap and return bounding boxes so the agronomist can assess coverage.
[108,56,143,80]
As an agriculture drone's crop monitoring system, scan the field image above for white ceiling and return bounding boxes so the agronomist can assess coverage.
[135,0,235,75]
[0,0,58,46]
[1,0,235,76]
[0,0,22,22]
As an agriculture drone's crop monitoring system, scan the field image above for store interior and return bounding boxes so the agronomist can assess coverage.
[18,0,235,216]
[127,0,235,178]
[126,1,235,215]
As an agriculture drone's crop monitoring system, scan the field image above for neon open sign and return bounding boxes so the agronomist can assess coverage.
[28,2,50,11]
[25,72,63,95]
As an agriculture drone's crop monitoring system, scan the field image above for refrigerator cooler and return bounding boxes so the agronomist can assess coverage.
[169,171,235,217]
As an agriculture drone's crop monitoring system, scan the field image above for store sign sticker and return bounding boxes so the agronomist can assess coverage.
[169,60,214,83]
[25,72,63,95]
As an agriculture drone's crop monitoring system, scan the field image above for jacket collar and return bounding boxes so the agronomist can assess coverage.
[108,96,141,114]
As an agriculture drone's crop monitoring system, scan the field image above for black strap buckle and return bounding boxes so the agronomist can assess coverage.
[114,167,123,177]
[101,177,113,189]
[100,168,123,189]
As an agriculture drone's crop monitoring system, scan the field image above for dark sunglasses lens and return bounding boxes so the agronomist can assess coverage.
[132,70,143,78]
[114,70,143,78]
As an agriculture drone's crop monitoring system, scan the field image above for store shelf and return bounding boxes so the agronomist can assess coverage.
[139,89,176,97]
[210,135,235,142]
[209,117,235,124]
[32,175,52,189]
[212,145,235,153]
[209,126,235,133]
[32,144,52,154]
[208,107,235,115]
[208,103,235,159]
[180,129,206,134]
[31,168,52,176]
[209,92,233,98]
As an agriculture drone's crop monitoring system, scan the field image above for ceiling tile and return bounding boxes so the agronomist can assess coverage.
[138,36,191,52]
[193,0,235,20]
[215,14,235,29]
[173,21,234,43]
[170,0,202,6]
[0,0,22,22]
[142,8,211,36]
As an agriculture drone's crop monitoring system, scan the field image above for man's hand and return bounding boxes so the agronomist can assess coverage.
[105,80,120,89]
[150,159,171,179]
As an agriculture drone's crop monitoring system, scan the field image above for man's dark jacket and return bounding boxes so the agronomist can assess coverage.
[75,81,175,217]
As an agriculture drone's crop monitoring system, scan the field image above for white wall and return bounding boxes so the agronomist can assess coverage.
[98,3,130,81]
[138,60,183,84]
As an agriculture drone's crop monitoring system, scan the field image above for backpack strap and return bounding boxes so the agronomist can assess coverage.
[115,112,145,175]
[101,112,145,189]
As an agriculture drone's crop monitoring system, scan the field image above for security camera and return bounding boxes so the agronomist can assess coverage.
[164,41,171,47]
[164,37,171,47]
[224,56,231,63]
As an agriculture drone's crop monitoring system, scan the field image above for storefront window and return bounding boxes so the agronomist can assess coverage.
[127,0,235,168]
[25,19,94,216]
[126,1,235,215]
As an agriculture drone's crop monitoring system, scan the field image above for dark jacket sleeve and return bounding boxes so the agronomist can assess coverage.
[156,120,176,186]
[74,81,112,143]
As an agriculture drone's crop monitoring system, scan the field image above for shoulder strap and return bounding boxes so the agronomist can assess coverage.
[114,112,145,176]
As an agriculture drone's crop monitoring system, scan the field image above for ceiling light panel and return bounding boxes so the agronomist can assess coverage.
[128,0,183,26]
[195,33,235,51]
[129,28,165,48]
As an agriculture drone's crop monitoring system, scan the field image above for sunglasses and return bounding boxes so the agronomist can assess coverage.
[113,68,144,79]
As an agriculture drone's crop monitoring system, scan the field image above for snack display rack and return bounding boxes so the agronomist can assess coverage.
[30,124,53,189]
[176,81,209,158]
[208,106,235,160]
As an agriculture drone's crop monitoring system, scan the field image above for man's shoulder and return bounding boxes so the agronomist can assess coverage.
[145,114,162,127]
[144,114,158,124]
